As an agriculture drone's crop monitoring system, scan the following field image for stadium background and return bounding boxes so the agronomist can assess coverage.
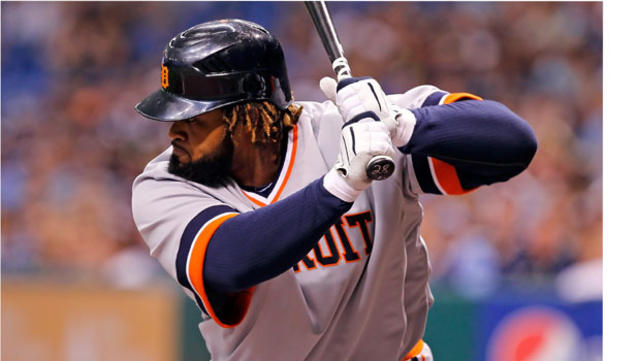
[1,2,602,361]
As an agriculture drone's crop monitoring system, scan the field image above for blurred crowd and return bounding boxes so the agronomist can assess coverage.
[1,2,602,299]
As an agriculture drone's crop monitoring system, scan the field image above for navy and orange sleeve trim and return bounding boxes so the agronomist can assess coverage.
[426,92,482,195]
[402,92,537,195]
[411,154,477,195]
[176,205,244,328]
[441,92,483,104]
[421,91,448,107]
[420,91,482,108]
[411,92,484,195]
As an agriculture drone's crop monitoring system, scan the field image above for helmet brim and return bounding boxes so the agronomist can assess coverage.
[134,89,246,122]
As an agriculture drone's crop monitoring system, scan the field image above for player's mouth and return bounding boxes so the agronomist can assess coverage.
[171,141,191,162]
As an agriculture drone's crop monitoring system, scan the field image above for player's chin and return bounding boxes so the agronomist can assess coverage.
[168,154,189,173]
[172,146,191,163]
[174,153,191,166]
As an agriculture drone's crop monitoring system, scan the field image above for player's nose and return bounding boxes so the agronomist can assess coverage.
[168,120,188,142]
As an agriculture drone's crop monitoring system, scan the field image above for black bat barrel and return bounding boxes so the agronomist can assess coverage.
[304,1,343,63]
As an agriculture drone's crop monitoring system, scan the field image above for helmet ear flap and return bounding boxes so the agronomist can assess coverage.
[241,73,267,98]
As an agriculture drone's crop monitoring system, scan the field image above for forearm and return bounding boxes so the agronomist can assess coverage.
[203,177,351,293]
[399,100,537,188]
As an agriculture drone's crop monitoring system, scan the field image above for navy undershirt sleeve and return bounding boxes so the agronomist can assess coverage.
[202,178,351,293]
[399,100,537,190]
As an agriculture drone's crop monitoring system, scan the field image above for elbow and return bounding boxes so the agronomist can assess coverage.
[486,100,538,178]
[478,100,538,170]
[203,262,252,294]
[205,273,249,294]
[491,101,538,167]
[225,270,256,293]
[479,123,537,185]
[503,112,538,178]
[514,116,538,170]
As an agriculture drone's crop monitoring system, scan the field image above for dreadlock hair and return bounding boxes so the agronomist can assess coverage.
[222,101,303,145]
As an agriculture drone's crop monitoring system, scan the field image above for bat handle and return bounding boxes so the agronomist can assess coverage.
[332,57,352,81]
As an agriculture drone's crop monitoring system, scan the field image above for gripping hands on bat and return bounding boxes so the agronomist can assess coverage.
[320,76,417,203]
[319,76,417,148]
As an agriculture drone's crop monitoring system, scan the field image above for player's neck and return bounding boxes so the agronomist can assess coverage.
[230,138,282,188]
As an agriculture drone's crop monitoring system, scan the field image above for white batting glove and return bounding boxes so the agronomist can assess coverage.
[320,76,416,147]
[323,121,394,202]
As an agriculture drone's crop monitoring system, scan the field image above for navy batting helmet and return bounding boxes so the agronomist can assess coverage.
[135,19,292,122]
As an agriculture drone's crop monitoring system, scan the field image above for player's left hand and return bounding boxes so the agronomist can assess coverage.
[320,76,416,147]
[323,120,395,202]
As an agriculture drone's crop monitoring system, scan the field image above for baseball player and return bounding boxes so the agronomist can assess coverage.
[132,19,536,361]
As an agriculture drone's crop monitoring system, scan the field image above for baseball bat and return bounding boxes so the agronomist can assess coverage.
[304,1,395,181]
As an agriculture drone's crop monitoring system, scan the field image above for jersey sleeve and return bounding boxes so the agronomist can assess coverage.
[393,89,536,196]
[407,90,485,196]
[131,163,242,326]
[387,86,482,196]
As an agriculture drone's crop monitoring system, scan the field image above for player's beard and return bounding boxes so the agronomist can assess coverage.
[168,133,234,188]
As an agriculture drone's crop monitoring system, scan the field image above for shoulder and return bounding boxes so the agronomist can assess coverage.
[132,147,188,203]
[131,148,233,230]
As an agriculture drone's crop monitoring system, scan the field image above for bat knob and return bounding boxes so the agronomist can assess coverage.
[366,155,395,181]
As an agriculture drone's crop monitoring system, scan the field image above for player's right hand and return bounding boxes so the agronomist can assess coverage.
[320,76,415,147]
[320,76,392,125]
[323,121,394,202]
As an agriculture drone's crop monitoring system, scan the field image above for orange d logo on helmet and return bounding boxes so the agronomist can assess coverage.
[161,65,169,89]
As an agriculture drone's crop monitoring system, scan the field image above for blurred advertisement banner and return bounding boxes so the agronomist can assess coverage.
[2,280,178,361]
[480,300,602,361]
[425,290,602,361]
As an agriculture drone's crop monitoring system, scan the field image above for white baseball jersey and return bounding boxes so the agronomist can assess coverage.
[132,85,445,361]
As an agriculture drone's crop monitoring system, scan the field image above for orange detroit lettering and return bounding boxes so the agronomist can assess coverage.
[292,210,373,273]
[161,65,169,89]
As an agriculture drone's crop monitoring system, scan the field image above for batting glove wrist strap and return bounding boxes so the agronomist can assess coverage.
[324,121,395,202]
[323,168,362,203]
